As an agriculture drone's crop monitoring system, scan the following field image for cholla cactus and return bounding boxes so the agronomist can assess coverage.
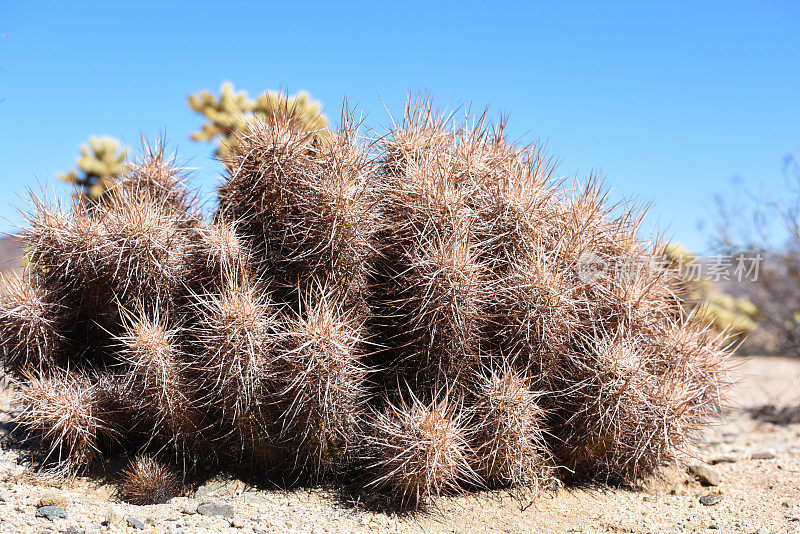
[58,136,128,203]
[0,97,732,510]
[663,243,757,334]
[189,81,328,158]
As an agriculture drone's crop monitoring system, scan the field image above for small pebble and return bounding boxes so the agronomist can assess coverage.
[35,505,67,521]
[699,494,723,506]
[243,493,270,505]
[670,483,687,495]
[104,505,124,525]
[688,464,720,486]
[194,479,244,498]
[127,517,145,529]
[751,450,776,460]
[708,455,736,464]
[197,501,235,519]
[708,524,719,530]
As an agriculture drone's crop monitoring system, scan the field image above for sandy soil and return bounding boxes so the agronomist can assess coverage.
[0,356,798,534]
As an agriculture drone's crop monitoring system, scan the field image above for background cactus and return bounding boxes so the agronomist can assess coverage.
[57,136,128,203]
[55,83,325,207]
[662,243,757,335]
[0,97,732,509]
[188,81,328,158]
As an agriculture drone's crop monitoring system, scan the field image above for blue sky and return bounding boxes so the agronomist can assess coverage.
[1,1,798,251]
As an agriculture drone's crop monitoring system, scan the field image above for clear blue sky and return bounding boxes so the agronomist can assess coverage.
[1,1,798,252]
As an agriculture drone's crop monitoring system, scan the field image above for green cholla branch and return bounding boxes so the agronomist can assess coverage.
[188,81,328,158]
[57,83,326,202]
[57,136,128,203]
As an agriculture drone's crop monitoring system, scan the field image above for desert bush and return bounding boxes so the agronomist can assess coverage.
[0,97,732,509]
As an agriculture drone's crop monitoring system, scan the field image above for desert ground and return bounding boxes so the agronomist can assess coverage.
[0,355,797,534]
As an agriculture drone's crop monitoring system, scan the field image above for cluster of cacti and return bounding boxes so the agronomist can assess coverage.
[189,81,328,158]
[57,136,128,203]
[1,99,732,509]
